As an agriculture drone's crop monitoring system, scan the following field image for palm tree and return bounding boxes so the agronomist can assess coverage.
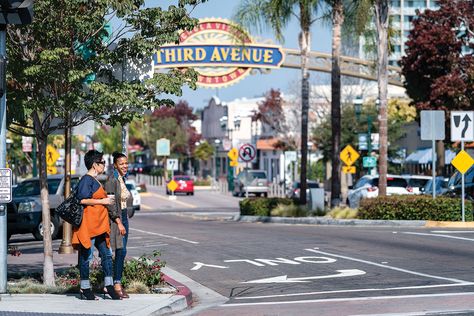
[373,0,389,196]
[234,0,322,205]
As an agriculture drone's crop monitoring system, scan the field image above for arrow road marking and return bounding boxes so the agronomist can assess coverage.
[242,269,365,284]
[462,114,472,138]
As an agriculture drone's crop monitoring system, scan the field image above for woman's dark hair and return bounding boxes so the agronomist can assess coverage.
[112,151,127,164]
[84,150,103,170]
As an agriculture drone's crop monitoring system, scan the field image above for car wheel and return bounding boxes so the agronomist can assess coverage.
[32,214,60,241]
[190,192,194,196]
[263,193,268,198]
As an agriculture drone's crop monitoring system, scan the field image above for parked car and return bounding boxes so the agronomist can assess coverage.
[7,175,80,241]
[232,169,269,197]
[403,175,431,195]
[125,180,141,217]
[445,168,474,200]
[421,176,449,196]
[166,175,194,195]
[287,181,320,199]
[347,175,413,208]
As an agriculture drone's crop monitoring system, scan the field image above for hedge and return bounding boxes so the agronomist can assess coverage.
[358,195,473,221]
[239,197,294,216]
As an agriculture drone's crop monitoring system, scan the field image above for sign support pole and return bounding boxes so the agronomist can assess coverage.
[462,141,465,222]
[245,162,249,199]
[0,25,7,293]
[431,113,436,199]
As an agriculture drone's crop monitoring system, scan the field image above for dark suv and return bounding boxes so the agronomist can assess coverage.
[7,175,80,241]
[444,168,474,200]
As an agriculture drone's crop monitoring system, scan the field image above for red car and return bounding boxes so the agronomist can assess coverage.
[166,175,194,195]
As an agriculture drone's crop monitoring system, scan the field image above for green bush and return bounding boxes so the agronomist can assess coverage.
[328,207,358,219]
[240,197,294,216]
[194,178,211,186]
[270,203,308,217]
[358,195,473,221]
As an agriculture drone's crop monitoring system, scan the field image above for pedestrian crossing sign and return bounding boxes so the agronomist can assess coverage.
[340,145,359,166]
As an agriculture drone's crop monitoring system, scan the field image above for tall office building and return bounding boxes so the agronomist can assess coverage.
[389,0,440,66]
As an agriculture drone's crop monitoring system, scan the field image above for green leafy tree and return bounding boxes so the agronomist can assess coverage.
[95,125,123,157]
[313,98,416,174]
[6,0,205,285]
[234,0,322,205]
[193,141,214,177]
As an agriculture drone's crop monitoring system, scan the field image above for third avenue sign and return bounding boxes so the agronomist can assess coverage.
[153,18,285,88]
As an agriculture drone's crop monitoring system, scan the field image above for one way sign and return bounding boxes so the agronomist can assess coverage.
[451,111,474,142]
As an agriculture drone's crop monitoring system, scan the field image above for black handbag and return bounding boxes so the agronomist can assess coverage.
[56,189,83,227]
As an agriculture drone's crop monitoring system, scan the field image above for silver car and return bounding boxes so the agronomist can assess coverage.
[233,169,269,197]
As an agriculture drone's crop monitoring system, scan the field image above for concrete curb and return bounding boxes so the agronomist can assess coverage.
[163,273,193,308]
[425,220,474,228]
[236,215,427,227]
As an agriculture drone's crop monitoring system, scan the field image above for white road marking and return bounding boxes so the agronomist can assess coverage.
[129,228,199,244]
[431,230,474,234]
[191,262,229,271]
[223,291,474,307]
[235,282,474,300]
[305,248,470,284]
[127,243,168,249]
[402,231,474,242]
[242,269,366,284]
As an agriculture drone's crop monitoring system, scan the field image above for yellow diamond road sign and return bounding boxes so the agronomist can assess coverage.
[227,148,238,161]
[343,166,356,174]
[46,145,60,166]
[451,150,474,174]
[167,180,179,192]
[340,145,360,166]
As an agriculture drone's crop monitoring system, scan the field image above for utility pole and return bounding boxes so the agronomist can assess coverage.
[0,0,34,293]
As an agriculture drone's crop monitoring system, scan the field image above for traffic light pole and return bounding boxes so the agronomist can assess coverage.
[0,24,7,293]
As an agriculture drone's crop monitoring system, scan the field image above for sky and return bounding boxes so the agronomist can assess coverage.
[172,0,333,109]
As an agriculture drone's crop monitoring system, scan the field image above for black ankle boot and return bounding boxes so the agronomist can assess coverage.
[104,285,122,300]
[80,288,97,300]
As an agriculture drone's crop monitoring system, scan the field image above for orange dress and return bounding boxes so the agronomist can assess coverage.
[72,185,110,249]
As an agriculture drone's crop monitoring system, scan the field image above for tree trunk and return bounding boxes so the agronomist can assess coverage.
[330,0,344,207]
[436,140,445,176]
[298,27,310,205]
[33,112,55,286]
[375,0,389,196]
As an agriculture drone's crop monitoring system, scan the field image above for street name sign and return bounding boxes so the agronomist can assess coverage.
[451,150,474,174]
[340,145,359,166]
[0,168,12,203]
[363,156,377,168]
[451,111,474,141]
[420,110,445,140]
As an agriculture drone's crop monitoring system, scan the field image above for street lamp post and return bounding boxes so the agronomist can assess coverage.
[220,115,241,192]
[213,139,221,183]
[354,97,374,175]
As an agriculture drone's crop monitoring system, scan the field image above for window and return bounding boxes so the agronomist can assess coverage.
[391,0,401,8]
[14,179,62,197]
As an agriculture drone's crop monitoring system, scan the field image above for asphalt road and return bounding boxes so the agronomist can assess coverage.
[9,186,474,315]
[128,187,474,315]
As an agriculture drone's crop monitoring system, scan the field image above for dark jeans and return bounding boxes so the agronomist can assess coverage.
[78,233,113,289]
[114,209,129,283]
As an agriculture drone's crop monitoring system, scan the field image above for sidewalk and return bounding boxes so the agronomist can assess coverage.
[4,237,193,316]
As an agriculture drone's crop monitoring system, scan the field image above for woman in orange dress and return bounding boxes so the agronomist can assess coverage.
[72,150,124,300]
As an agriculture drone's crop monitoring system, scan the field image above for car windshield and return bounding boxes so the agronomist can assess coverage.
[294,182,319,188]
[248,172,266,179]
[175,176,191,181]
[372,178,408,187]
[125,183,135,191]
[408,178,429,188]
[14,179,62,197]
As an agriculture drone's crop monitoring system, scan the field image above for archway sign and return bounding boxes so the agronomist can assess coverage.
[153,18,403,87]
